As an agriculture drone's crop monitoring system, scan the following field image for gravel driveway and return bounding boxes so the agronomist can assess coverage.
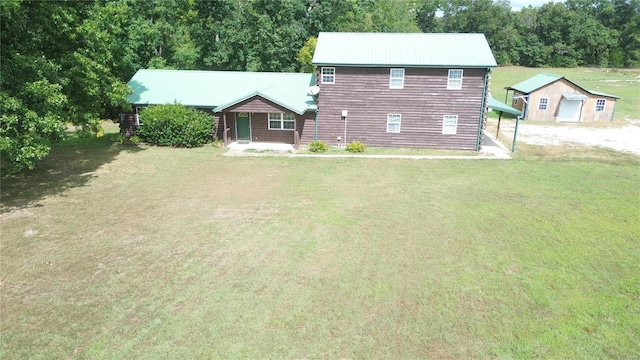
[494,120,640,156]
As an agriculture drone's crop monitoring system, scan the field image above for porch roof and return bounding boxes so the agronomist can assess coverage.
[127,69,317,114]
[487,97,522,116]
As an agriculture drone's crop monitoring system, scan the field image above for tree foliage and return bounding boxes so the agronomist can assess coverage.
[1,0,638,171]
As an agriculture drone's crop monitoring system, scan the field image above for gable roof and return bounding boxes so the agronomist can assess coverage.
[312,32,497,68]
[506,73,620,99]
[127,69,317,115]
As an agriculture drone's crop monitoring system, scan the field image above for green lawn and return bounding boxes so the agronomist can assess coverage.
[1,123,639,359]
[490,66,640,123]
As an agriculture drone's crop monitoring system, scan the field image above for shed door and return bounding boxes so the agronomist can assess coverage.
[236,112,251,142]
[557,100,581,122]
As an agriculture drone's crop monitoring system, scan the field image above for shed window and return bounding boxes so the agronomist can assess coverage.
[538,97,549,110]
[268,113,295,130]
[447,69,463,89]
[389,68,404,89]
[442,115,458,134]
[387,114,401,133]
[595,99,606,112]
[321,67,335,84]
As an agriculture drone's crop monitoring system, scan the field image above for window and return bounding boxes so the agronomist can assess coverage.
[538,97,549,110]
[389,68,404,89]
[595,99,606,112]
[442,115,458,134]
[447,69,463,89]
[321,67,335,84]
[387,114,401,133]
[268,113,295,130]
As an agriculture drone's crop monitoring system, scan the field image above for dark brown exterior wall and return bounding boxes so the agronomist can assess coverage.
[315,66,489,150]
[214,97,316,144]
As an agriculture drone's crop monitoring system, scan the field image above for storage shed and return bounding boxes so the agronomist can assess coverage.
[505,73,619,122]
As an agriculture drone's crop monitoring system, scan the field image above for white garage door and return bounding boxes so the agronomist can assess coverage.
[557,99,581,122]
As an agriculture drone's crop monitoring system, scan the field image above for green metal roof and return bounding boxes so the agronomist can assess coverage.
[506,73,562,93]
[312,32,497,68]
[506,73,620,99]
[487,97,522,116]
[127,70,317,114]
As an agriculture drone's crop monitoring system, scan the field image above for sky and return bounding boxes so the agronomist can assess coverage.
[510,0,565,11]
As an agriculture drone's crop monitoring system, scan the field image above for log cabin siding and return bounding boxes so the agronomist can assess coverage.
[316,66,488,150]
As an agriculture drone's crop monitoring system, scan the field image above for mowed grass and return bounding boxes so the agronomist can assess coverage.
[490,66,640,123]
[1,123,639,359]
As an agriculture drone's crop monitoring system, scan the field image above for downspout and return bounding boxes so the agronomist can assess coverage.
[476,69,490,152]
[314,110,318,140]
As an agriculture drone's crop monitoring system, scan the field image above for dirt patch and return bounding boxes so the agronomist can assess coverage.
[495,120,640,156]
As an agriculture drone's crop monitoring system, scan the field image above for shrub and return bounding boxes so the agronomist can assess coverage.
[346,140,366,153]
[308,140,328,153]
[136,104,214,147]
[128,135,142,144]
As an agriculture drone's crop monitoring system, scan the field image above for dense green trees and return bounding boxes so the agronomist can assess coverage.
[1,0,638,172]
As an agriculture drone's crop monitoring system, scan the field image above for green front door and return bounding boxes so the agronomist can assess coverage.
[236,112,251,142]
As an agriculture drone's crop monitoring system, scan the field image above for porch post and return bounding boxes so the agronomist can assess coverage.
[223,112,228,146]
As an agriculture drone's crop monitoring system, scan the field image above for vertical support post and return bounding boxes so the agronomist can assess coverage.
[496,112,502,139]
[223,112,228,146]
[512,116,520,153]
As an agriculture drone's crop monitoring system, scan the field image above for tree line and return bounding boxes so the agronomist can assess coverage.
[1,0,638,172]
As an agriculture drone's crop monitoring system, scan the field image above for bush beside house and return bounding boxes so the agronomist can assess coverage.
[137,104,214,147]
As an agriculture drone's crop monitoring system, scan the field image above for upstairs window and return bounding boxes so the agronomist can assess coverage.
[268,113,295,130]
[538,97,549,110]
[321,67,335,84]
[595,99,606,112]
[447,69,463,89]
[389,68,405,89]
[387,114,401,133]
[442,115,458,134]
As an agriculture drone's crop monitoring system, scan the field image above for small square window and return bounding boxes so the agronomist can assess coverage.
[442,115,458,134]
[447,69,463,89]
[538,97,549,110]
[595,99,606,112]
[387,114,401,133]
[389,68,404,89]
[321,67,335,84]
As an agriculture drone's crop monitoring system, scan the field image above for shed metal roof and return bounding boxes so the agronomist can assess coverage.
[127,70,317,114]
[506,73,620,99]
[312,32,497,68]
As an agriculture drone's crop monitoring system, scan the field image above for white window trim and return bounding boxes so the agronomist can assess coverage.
[447,69,463,90]
[389,68,404,89]
[321,67,335,84]
[387,114,401,133]
[268,113,295,131]
[595,99,606,112]
[538,97,549,111]
[442,115,458,135]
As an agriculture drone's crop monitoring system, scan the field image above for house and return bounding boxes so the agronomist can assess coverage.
[126,70,317,148]
[310,32,497,151]
[505,73,619,122]
[126,32,498,151]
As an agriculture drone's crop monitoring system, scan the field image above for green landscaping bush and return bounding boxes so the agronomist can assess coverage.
[308,140,328,153]
[136,104,214,147]
[346,140,366,153]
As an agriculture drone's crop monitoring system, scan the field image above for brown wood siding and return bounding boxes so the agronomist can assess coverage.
[315,66,488,150]
[249,113,295,143]
[226,96,292,113]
